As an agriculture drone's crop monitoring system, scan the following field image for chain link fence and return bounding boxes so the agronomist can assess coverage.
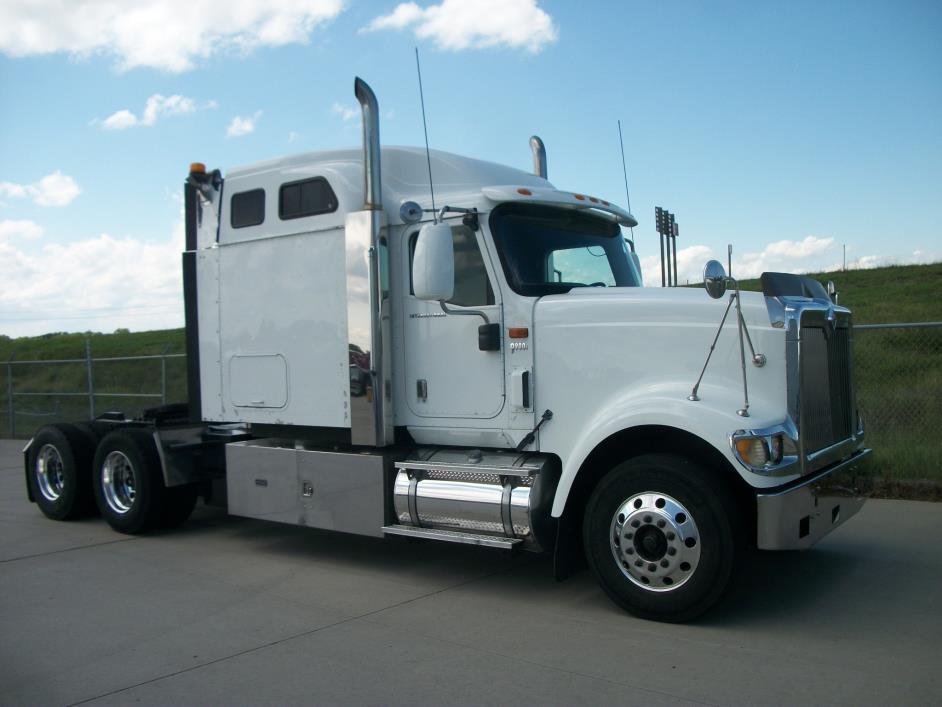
[2,344,186,439]
[2,324,940,492]
[854,322,942,493]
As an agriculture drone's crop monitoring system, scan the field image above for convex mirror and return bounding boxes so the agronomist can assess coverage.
[703,259,728,299]
[413,222,454,301]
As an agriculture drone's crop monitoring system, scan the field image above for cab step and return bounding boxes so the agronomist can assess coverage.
[382,524,522,549]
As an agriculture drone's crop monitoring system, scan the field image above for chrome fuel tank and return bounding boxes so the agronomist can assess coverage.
[392,448,558,551]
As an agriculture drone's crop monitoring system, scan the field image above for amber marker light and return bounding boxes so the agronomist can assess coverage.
[735,437,769,467]
[508,327,529,339]
[517,188,533,196]
[189,162,206,174]
[573,193,586,200]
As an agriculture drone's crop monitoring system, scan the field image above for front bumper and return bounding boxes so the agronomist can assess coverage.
[756,447,871,550]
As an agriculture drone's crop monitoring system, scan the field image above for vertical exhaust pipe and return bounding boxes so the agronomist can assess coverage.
[529,135,547,179]
[355,77,382,210]
[346,77,392,446]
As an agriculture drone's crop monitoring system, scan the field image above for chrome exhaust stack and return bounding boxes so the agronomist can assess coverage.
[530,135,547,179]
[356,77,383,210]
[345,78,393,446]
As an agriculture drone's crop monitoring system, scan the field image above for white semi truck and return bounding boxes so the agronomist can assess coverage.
[23,78,870,621]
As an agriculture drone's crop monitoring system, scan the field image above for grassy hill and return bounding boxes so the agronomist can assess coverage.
[2,262,940,497]
[735,261,942,324]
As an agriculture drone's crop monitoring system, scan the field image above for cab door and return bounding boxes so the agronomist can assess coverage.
[403,223,505,418]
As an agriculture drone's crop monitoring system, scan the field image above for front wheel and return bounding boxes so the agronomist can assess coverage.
[583,454,742,622]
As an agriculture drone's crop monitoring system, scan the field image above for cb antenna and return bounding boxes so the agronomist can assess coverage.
[617,120,634,236]
[415,47,437,218]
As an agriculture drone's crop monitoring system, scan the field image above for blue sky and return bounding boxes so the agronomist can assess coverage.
[1,0,939,336]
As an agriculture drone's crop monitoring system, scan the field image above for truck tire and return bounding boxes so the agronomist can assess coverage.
[583,453,741,622]
[92,428,167,534]
[27,423,97,520]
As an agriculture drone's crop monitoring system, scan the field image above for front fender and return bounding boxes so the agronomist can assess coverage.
[546,381,793,517]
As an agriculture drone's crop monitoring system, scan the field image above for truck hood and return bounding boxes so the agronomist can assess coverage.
[534,286,772,330]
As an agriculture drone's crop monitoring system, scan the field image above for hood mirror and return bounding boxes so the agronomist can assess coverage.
[703,260,728,299]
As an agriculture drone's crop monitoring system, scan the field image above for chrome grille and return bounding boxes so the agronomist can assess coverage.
[800,325,854,453]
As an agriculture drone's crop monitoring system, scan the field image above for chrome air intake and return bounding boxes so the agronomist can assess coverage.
[392,449,558,551]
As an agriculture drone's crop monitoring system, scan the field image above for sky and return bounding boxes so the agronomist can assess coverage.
[0,0,939,337]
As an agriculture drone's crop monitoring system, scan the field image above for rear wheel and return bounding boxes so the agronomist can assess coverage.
[27,423,97,520]
[92,429,167,534]
[583,453,742,622]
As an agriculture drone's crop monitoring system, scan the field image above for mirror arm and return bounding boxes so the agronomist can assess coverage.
[439,300,490,324]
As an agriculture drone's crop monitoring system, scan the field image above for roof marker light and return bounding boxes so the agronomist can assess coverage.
[589,196,599,203]
[573,193,585,201]
[189,162,206,174]
[517,188,533,196]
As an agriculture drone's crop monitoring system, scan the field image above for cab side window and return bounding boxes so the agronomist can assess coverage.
[410,225,495,307]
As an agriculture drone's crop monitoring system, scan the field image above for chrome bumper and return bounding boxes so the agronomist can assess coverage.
[756,448,871,550]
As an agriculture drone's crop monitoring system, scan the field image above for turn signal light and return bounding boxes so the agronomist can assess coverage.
[735,437,769,467]
[508,327,529,339]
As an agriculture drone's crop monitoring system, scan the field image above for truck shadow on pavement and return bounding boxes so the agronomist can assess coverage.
[164,504,878,629]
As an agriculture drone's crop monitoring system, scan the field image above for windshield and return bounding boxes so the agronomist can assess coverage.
[489,203,641,296]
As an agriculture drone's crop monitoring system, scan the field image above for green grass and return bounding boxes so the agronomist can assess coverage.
[2,263,940,494]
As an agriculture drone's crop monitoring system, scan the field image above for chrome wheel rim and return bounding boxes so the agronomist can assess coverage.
[101,451,136,514]
[610,492,702,592]
[35,444,66,502]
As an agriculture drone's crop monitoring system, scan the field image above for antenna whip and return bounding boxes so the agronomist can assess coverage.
[415,47,436,216]
[617,120,634,235]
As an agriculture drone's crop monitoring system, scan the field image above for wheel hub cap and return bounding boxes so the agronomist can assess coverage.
[101,451,136,515]
[36,444,65,502]
[610,492,702,592]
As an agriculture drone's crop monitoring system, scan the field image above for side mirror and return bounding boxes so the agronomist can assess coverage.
[413,222,454,301]
[703,260,728,299]
[827,280,839,304]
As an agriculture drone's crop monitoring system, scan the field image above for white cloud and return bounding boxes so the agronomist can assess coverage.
[227,111,262,137]
[0,223,184,337]
[733,236,835,279]
[0,171,80,207]
[98,94,211,130]
[362,0,558,53]
[639,244,713,286]
[101,109,138,130]
[0,0,345,73]
[0,219,44,242]
[331,102,359,122]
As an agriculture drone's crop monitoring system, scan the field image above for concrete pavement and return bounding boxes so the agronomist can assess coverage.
[1,439,940,705]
